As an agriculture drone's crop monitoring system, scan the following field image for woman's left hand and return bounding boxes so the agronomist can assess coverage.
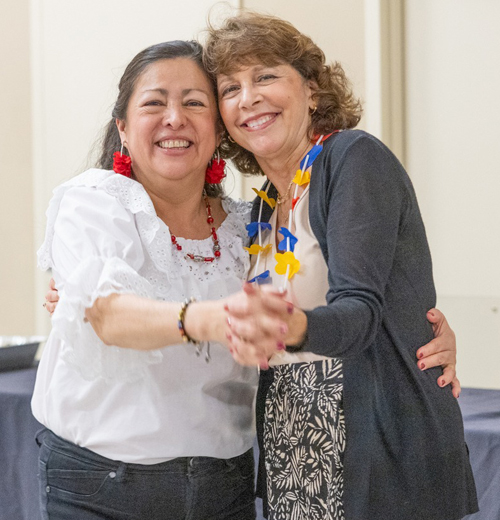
[416,308,461,398]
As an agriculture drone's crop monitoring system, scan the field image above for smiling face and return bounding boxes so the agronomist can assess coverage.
[117,58,219,190]
[217,63,315,166]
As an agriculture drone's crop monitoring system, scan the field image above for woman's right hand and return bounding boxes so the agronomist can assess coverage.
[44,278,59,316]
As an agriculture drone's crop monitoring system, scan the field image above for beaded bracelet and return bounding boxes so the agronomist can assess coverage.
[177,298,211,362]
[177,297,200,346]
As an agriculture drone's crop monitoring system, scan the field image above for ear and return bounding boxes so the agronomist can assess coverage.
[116,118,127,145]
[306,79,318,110]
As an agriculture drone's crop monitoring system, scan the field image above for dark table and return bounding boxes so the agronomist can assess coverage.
[0,367,42,520]
[461,388,500,520]
[0,368,497,520]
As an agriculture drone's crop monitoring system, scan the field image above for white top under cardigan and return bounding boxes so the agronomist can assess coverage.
[247,186,330,366]
[32,169,258,464]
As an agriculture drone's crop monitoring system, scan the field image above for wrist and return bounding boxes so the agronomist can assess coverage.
[184,300,226,344]
[286,308,308,350]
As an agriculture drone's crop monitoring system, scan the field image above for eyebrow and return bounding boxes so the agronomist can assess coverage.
[143,88,210,96]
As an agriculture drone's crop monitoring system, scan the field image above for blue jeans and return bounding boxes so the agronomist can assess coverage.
[36,429,256,520]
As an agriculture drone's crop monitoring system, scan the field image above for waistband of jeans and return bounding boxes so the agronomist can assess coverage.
[37,428,253,473]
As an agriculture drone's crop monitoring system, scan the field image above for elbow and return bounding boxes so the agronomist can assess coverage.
[86,296,117,346]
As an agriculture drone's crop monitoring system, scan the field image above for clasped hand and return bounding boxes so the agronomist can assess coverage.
[223,283,294,369]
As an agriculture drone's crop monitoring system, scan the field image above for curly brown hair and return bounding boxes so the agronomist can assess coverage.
[203,11,363,175]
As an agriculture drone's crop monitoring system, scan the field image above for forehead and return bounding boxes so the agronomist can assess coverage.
[135,58,213,93]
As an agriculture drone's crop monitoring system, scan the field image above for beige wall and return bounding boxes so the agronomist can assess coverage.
[405,0,500,388]
[0,0,35,335]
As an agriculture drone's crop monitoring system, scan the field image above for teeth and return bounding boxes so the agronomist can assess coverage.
[158,140,190,149]
[246,114,274,128]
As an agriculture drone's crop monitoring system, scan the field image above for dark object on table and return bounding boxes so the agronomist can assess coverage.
[0,336,45,372]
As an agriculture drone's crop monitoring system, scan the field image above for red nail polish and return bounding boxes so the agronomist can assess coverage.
[419,362,425,370]
[223,304,229,311]
[440,379,445,386]
[226,332,232,341]
[260,362,269,370]
[418,352,424,359]
[277,341,286,351]
[287,304,294,315]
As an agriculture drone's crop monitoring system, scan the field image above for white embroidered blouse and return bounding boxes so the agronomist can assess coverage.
[32,169,258,464]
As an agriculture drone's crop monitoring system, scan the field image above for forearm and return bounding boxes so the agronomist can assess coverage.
[86,293,226,350]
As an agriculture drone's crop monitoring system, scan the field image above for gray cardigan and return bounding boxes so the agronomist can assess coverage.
[254,130,478,520]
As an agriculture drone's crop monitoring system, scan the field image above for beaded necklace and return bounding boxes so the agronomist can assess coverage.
[246,132,337,290]
[170,194,221,263]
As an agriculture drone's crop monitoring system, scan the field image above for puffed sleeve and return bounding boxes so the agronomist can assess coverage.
[40,184,162,381]
[304,135,412,357]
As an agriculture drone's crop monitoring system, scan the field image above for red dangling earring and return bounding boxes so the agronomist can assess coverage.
[113,142,132,178]
[205,149,226,184]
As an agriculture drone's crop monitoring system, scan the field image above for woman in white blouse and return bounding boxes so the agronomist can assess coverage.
[33,40,292,520]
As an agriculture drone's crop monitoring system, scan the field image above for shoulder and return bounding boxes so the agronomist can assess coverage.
[221,197,252,217]
[52,168,156,217]
[37,169,157,270]
[220,197,252,241]
[314,130,407,189]
[321,130,398,167]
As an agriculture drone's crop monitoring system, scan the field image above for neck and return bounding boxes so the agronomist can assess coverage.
[255,137,313,195]
[135,173,207,231]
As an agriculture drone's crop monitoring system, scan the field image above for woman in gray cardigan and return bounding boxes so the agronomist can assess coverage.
[206,12,478,520]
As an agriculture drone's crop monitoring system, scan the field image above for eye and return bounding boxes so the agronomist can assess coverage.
[258,74,277,82]
[144,100,162,107]
[220,84,239,97]
[185,100,206,107]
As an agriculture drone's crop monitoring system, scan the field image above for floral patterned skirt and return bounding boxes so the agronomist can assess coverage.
[263,359,345,520]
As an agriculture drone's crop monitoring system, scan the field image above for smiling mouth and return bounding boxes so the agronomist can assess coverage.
[242,113,278,130]
[156,139,192,149]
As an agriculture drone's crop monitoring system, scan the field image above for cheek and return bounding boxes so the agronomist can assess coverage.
[218,102,236,129]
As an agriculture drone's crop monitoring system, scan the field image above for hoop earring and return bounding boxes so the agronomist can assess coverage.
[227,134,235,143]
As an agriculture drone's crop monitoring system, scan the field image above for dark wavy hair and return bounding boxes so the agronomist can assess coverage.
[97,40,223,197]
[203,12,363,175]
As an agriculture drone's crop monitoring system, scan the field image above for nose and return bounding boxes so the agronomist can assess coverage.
[238,84,263,110]
[162,104,186,129]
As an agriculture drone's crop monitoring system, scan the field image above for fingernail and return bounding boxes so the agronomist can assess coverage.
[428,311,435,317]
[419,362,425,370]
[287,304,294,315]
[280,324,288,335]
[440,379,445,386]
[226,333,232,341]
[229,348,234,354]
[223,304,229,311]
[260,362,269,370]
[277,341,286,351]
[418,352,424,359]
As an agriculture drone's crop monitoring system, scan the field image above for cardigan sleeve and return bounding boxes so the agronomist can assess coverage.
[303,134,412,358]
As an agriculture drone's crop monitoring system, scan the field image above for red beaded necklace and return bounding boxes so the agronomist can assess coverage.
[170,195,221,263]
